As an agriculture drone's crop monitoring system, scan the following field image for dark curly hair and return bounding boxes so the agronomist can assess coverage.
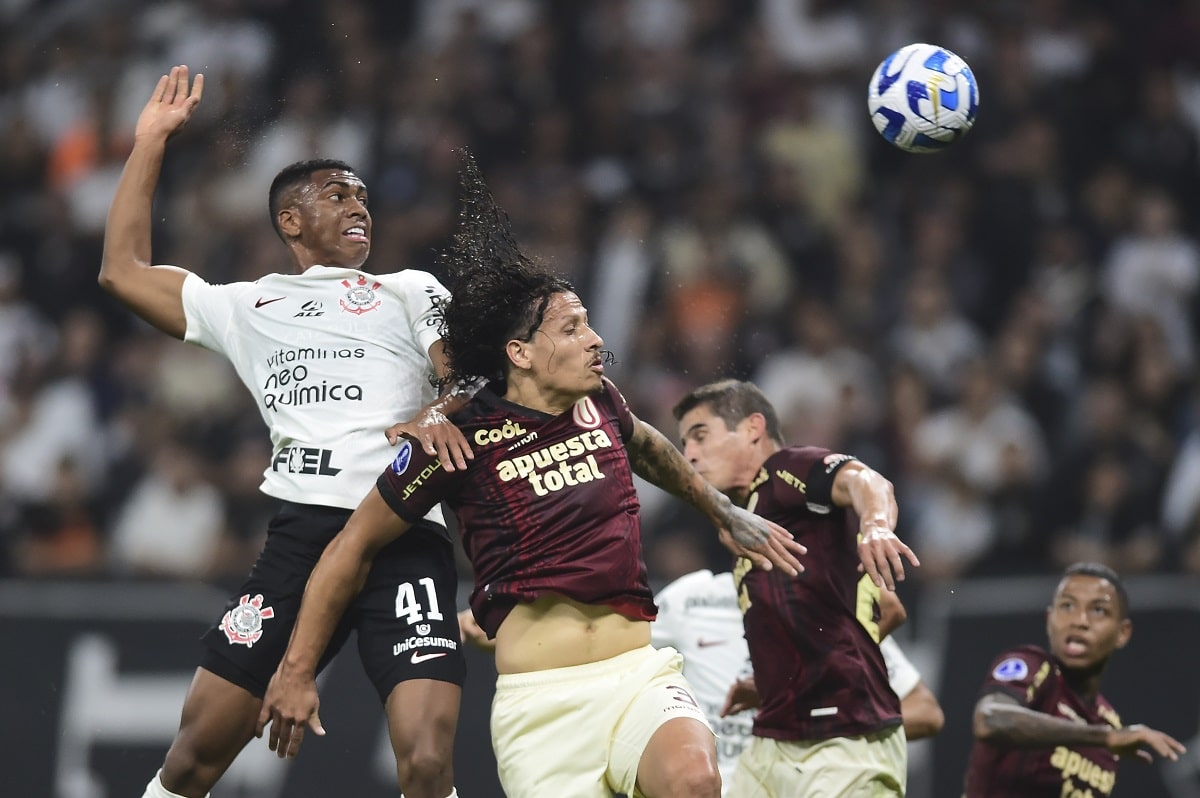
[434,152,574,389]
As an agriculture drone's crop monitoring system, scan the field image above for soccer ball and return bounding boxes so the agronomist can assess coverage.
[867,43,979,153]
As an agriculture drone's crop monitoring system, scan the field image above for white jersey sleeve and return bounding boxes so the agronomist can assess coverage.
[178,266,451,517]
[880,636,921,700]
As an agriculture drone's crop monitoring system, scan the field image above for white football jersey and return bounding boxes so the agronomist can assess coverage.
[653,570,923,792]
[182,265,447,523]
[652,570,753,793]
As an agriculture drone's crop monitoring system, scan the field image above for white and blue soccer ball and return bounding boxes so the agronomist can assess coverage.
[867,43,979,154]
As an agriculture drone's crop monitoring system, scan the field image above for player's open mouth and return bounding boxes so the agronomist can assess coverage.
[344,226,368,242]
[1063,636,1088,657]
[589,358,604,373]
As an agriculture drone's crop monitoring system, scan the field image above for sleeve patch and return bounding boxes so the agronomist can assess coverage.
[390,440,413,475]
[992,657,1029,682]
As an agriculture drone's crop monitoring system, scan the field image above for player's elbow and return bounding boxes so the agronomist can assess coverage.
[973,703,999,741]
[901,685,945,740]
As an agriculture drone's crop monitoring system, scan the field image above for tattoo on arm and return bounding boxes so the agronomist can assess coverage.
[975,694,1110,748]
[628,419,733,527]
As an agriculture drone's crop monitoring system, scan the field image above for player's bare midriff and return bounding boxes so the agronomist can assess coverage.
[494,593,651,674]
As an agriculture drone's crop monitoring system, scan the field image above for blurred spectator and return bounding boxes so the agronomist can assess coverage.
[1101,189,1199,369]
[109,436,226,579]
[888,269,985,401]
[0,0,1195,592]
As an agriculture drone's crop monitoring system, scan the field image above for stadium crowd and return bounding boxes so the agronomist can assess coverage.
[0,0,1198,593]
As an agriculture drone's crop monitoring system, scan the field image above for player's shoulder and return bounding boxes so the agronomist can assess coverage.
[372,268,447,293]
[986,644,1051,683]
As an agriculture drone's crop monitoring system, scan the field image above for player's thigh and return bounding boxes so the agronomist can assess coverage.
[355,523,466,703]
[729,728,906,798]
[169,667,263,766]
[491,647,682,798]
[199,503,355,696]
[608,647,714,797]
[384,678,461,759]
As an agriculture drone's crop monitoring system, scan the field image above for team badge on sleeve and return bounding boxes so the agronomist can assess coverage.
[391,440,413,475]
[221,593,275,647]
[992,657,1029,681]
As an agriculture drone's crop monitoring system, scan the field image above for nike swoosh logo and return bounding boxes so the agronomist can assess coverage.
[255,297,286,308]
[697,639,728,648]
[410,651,448,665]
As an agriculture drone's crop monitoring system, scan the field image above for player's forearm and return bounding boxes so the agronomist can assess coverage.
[837,464,893,523]
[100,137,168,290]
[629,419,732,527]
[974,700,1112,748]
[279,536,372,677]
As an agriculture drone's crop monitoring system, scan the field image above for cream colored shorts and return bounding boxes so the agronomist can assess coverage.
[728,724,907,798]
[490,645,712,798]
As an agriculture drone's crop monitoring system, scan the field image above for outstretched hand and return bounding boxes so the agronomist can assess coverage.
[135,65,203,143]
[255,668,325,759]
[1106,724,1187,764]
[858,522,919,592]
[386,407,472,472]
[720,504,806,576]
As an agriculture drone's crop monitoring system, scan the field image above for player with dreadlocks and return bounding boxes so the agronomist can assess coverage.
[256,153,805,797]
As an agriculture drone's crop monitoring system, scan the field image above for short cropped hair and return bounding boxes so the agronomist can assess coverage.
[671,379,784,446]
[268,159,358,240]
[1061,562,1129,618]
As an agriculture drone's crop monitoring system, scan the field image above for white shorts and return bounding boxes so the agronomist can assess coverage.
[728,724,907,798]
[490,645,712,798]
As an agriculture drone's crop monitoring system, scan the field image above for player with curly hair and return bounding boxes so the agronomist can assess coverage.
[256,152,805,798]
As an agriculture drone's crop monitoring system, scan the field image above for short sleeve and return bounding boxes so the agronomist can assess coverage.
[978,647,1051,705]
[602,378,636,441]
[181,273,247,354]
[375,436,463,523]
[880,636,921,699]
[802,450,859,507]
[396,270,451,364]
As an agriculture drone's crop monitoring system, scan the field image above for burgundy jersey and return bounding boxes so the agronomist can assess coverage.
[377,378,655,637]
[963,645,1121,798]
[734,446,901,741]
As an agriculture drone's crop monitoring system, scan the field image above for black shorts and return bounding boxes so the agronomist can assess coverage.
[200,501,465,702]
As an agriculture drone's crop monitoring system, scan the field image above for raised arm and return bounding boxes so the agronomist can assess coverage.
[974,693,1185,763]
[99,66,203,339]
[627,415,805,575]
[830,460,919,590]
[255,486,412,758]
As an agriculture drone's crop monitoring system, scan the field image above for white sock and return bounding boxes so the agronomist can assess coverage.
[444,791,459,798]
[141,770,210,798]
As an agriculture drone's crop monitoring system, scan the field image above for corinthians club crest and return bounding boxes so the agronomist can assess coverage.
[221,593,275,647]
[340,275,382,315]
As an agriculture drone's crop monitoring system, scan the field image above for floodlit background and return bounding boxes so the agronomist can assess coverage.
[0,1,1198,796]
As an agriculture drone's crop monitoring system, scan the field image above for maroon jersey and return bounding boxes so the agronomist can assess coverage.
[963,645,1121,797]
[734,446,901,741]
[377,378,655,637]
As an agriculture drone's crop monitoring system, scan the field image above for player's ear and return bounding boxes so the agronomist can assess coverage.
[1114,617,1132,650]
[506,338,531,371]
[277,206,301,239]
[744,412,767,442]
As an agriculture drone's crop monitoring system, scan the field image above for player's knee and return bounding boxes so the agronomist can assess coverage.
[161,746,219,796]
[396,747,451,791]
[657,751,720,798]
